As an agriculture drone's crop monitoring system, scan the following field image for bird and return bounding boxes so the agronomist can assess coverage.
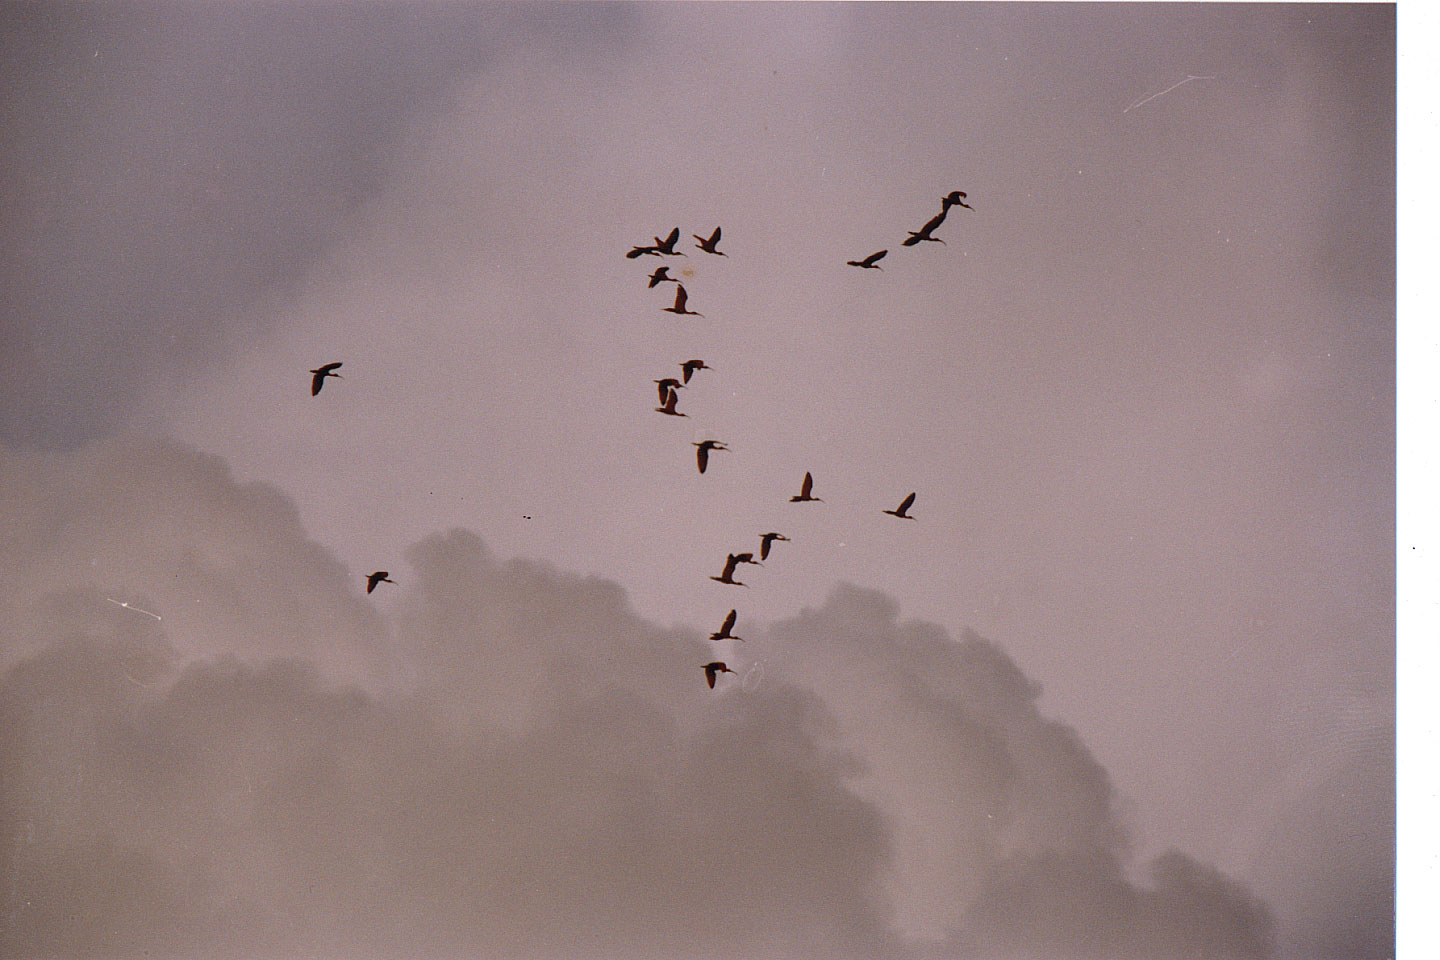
[648,265,678,288]
[655,386,687,417]
[680,359,711,383]
[694,226,726,256]
[883,492,917,520]
[703,661,737,688]
[789,471,822,502]
[942,190,974,211]
[655,378,684,405]
[309,362,343,396]
[626,243,659,259]
[694,440,728,474]
[709,554,747,586]
[709,609,745,642]
[654,227,684,256]
[846,250,887,270]
[903,209,949,246]
[758,532,789,560]
[663,284,703,317]
[365,571,395,594]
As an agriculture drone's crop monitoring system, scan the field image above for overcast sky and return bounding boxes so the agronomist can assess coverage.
[1,4,1395,959]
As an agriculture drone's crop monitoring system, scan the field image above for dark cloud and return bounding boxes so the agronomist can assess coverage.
[1,438,1273,959]
[0,2,636,448]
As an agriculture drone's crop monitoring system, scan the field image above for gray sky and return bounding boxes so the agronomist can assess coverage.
[1,4,1394,959]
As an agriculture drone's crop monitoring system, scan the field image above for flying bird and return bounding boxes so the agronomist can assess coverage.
[942,190,974,211]
[655,378,684,405]
[709,609,745,642]
[903,209,949,246]
[883,492,917,520]
[654,227,684,256]
[789,471,822,502]
[309,362,343,396]
[694,440,728,474]
[648,265,678,287]
[846,250,887,270]
[680,359,710,383]
[365,571,395,594]
[709,554,747,586]
[663,284,703,317]
[703,661,737,688]
[694,226,726,256]
[758,532,789,560]
[655,387,687,417]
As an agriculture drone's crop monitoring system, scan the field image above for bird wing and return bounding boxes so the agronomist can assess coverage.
[865,250,887,266]
[898,492,916,514]
[311,371,326,395]
[663,227,679,247]
[705,664,718,687]
[722,609,737,633]
[697,445,709,473]
[920,209,947,233]
[800,472,813,498]
[721,555,738,579]
[681,360,696,382]
[673,285,688,311]
[760,535,773,560]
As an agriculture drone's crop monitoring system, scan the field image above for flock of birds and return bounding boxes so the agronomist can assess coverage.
[307,192,969,688]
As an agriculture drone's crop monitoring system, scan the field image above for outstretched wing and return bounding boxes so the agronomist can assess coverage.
[799,472,813,498]
[722,609,737,633]
[697,445,709,474]
[673,285,688,312]
[897,491,916,515]
[863,249,887,266]
[311,370,326,395]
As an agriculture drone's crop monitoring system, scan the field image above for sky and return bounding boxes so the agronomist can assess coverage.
[1,3,1398,959]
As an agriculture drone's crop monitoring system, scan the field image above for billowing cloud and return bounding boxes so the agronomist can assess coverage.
[1,437,1273,959]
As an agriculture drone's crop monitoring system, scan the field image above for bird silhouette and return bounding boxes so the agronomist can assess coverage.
[759,532,789,560]
[626,243,659,259]
[847,250,887,270]
[694,226,726,256]
[663,284,703,317]
[648,265,678,287]
[680,359,711,383]
[654,227,685,256]
[694,440,728,474]
[366,571,395,594]
[655,387,687,417]
[942,190,974,212]
[709,609,745,642]
[655,378,684,405]
[789,471,822,502]
[729,552,761,567]
[703,661,737,688]
[309,362,343,396]
[709,554,747,586]
[903,209,949,246]
[883,491,917,519]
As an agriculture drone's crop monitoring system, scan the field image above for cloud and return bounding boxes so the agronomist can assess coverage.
[0,3,637,449]
[0,437,1274,959]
